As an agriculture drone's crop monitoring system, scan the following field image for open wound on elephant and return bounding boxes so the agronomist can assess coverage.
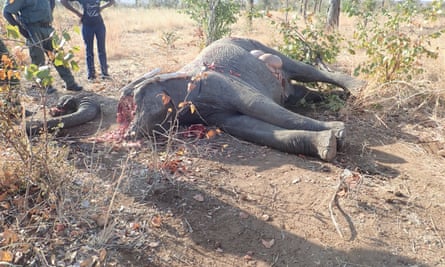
[250,50,283,84]
[91,95,139,146]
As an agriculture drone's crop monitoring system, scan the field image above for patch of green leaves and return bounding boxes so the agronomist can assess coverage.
[180,0,240,46]
[322,94,345,112]
[277,15,344,65]
[349,0,443,82]
[161,31,180,49]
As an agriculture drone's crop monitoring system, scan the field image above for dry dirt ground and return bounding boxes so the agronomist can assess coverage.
[3,13,445,267]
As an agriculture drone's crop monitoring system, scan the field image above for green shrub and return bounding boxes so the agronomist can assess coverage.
[277,15,344,66]
[350,0,443,82]
[181,0,240,46]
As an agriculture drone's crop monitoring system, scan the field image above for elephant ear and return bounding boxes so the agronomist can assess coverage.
[120,68,162,97]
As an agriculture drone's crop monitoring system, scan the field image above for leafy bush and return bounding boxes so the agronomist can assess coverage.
[1,25,80,204]
[277,15,344,66]
[350,0,443,82]
[181,0,240,46]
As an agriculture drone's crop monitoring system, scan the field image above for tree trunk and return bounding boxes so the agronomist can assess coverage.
[246,0,254,28]
[326,0,340,30]
[313,0,320,14]
[303,0,308,21]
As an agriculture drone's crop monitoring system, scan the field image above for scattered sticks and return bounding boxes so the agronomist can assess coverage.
[329,169,362,240]
[329,177,346,239]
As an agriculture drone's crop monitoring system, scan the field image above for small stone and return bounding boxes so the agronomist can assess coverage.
[261,214,271,221]
[292,178,301,184]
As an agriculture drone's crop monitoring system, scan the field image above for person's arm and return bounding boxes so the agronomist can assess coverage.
[3,0,22,26]
[3,1,31,39]
[100,0,115,12]
[49,0,56,12]
[60,0,82,18]
[3,11,19,26]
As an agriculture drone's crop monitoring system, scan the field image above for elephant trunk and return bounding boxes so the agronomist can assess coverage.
[26,97,101,136]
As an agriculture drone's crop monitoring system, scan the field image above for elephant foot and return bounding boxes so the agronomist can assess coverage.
[325,121,345,139]
[316,130,337,162]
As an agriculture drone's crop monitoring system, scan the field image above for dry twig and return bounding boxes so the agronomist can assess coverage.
[329,177,346,239]
[430,215,444,248]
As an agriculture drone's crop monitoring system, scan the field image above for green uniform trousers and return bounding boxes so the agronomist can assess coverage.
[27,24,77,87]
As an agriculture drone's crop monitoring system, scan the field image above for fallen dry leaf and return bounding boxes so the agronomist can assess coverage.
[2,229,19,245]
[206,129,218,139]
[148,241,160,248]
[0,191,8,201]
[54,223,65,234]
[193,194,204,202]
[178,101,188,108]
[160,93,171,105]
[190,104,197,114]
[0,250,13,262]
[0,201,10,209]
[261,238,275,248]
[80,256,95,267]
[99,248,107,261]
[131,222,141,230]
[151,215,162,228]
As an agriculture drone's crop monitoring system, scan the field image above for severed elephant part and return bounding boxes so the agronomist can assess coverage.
[26,95,101,136]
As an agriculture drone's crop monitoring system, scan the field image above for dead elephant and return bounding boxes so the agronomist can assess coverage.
[118,37,365,161]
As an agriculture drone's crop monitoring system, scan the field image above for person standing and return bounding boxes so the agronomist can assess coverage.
[60,0,114,81]
[3,0,83,93]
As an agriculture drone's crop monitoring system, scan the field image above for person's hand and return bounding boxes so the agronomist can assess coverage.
[18,26,30,39]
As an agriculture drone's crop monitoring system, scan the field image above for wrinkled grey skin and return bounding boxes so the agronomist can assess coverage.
[26,95,101,136]
[121,37,364,161]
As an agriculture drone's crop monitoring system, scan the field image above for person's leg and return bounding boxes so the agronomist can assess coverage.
[30,26,81,91]
[96,23,109,78]
[28,38,46,66]
[27,27,58,93]
[82,24,96,80]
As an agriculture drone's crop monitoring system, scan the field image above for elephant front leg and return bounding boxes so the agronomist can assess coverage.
[215,115,338,161]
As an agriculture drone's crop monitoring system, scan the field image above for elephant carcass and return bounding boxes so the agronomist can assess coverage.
[118,37,365,161]
[26,95,101,136]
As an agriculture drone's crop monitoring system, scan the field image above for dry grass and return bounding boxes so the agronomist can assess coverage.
[53,7,193,60]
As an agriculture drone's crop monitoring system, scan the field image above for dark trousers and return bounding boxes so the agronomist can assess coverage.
[82,22,108,78]
[27,25,77,87]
